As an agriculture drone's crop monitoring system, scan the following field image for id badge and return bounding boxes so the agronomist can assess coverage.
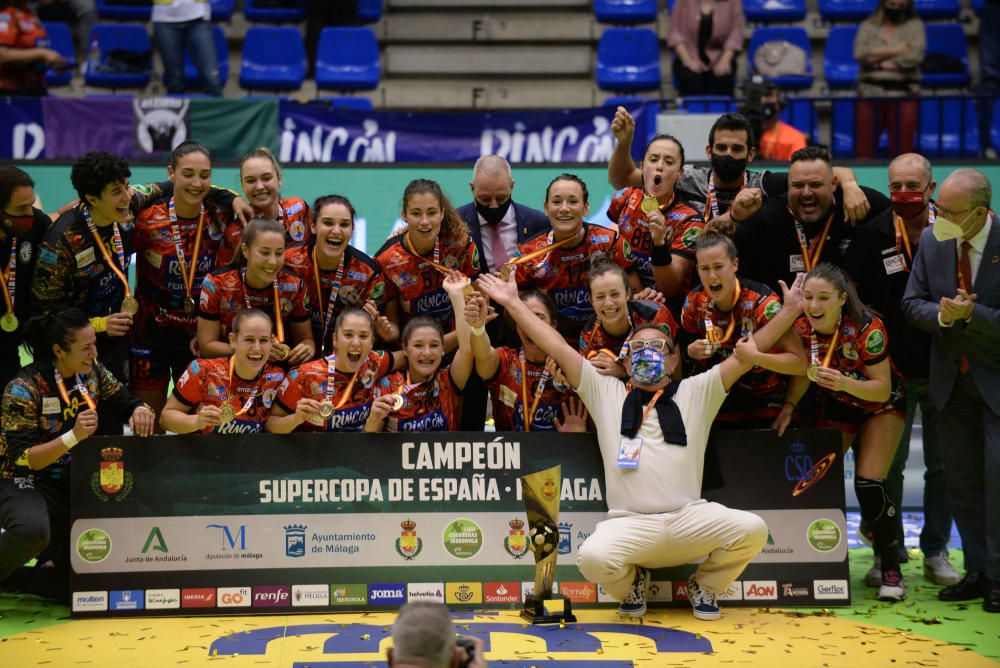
[617,436,642,468]
[789,254,806,272]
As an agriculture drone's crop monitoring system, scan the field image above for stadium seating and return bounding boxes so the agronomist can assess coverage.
[84,24,152,90]
[593,0,659,24]
[96,0,151,21]
[918,97,979,157]
[818,0,877,22]
[595,27,661,92]
[41,22,75,88]
[681,95,737,113]
[240,26,306,91]
[319,96,376,110]
[782,97,819,143]
[358,0,385,23]
[743,0,807,23]
[244,0,306,23]
[921,24,971,88]
[210,0,236,21]
[603,95,656,107]
[831,98,856,157]
[824,25,859,89]
[973,0,984,14]
[914,0,961,19]
[183,24,229,90]
[748,27,813,90]
[315,27,381,91]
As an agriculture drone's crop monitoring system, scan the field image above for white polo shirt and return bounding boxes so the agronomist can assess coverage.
[152,0,211,23]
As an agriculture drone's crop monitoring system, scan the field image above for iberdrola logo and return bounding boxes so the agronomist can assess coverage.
[395,519,423,560]
[504,518,529,559]
[91,447,134,502]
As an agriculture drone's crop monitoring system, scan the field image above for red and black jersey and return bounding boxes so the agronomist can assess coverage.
[172,357,284,435]
[133,197,233,334]
[608,188,704,288]
[681,279,786,402]
[217,197,312,266]
[486,347,578,433]
[0,7,47,94]
[793,310,904,412]
[375,233,480,329]
[375,367,462,432]
[578,300,679,358]
[197,265,309,338]
[515,223,634,344]
[283,243,387,353]
[274,351,392,432]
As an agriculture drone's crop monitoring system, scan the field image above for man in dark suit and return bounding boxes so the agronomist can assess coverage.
[902,168,1000,612]
[456,156,549,432]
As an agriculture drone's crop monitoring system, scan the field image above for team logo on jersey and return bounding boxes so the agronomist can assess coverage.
[289,220,306,242]
[841,342,859,360]
[91,447,134,502]
[444,255,459,270]
[339,285,359,305]
[394,519,423,560]
[864,330,885,355]
[134,97,189,154]
[361,367,377,388]
[368,281,386,303]
[504,518,529,559]
[682,227,701,249]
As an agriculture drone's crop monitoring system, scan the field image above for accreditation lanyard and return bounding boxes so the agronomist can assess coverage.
[519,349,550,432]
[53,368,96,411]
[404,233,450,274]
[616,387,664,468]
[312,244,345,354]
[706,172,746,220]
[502,228,581,279]
[893,204,934,273]
[703,279,741,344]
[809,318,841,370]
[240,268,285,343]
[0,237,15,317]
[326,354,360,411]
[792,211,834,272]
[226,356,258,418]
[82,206,131,299]
[168,198,205,306]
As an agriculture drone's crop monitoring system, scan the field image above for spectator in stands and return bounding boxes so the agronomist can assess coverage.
[152,0,221,97]
[757,83,808,161]
[35,0,96,62]
[306,0,358,78]
[977,0,1000,160]
[387,601,487,668]
[0,0,65,96]
[667,0,744,97]
[853,0,925,158]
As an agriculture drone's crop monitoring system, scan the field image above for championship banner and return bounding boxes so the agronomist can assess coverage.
[70,429,847,617]
[277,102,654,165]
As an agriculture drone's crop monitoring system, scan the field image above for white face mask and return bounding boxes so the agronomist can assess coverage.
[932,209,976,242]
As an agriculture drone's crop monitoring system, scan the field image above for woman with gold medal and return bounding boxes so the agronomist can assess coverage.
[775,262,908,603]
[161,309,285,435]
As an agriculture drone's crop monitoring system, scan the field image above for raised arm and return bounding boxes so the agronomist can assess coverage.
[466,292,501,380]
[443,271,474,389]
[609,107,643,190]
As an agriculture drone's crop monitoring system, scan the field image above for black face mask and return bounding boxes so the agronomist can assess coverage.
[476,198,512,226]
[884,7,906,22]
[710,154,748,184]
[762,103,778,122]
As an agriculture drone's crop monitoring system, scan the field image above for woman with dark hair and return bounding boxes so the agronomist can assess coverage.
[0,1,65,96]
[0,308,153,600]
[774,262,907,602]
[284,194,392,354]
[197,217,313,364]
[853,0,925,158]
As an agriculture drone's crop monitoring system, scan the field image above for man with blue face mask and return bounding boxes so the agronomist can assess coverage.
[902,168,1000,613]
[476,270,803,621]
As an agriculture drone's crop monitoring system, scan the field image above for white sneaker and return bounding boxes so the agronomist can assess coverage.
[924,553,962,586]
[865,555,881,587]
[877,567,906,602]
[617,567,649,618]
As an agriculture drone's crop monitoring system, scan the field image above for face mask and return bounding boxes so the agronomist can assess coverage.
[2,213,33,237]
[884,7,906,22]
[762,103,778,122]
[629,347,669,386]
[890,190,928,219]
[710,154,748,183]
[475,199,512,226]
[932,209,976,242]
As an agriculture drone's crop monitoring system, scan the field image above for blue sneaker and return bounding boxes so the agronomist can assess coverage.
[687,576,721,621]
[617,566,650,617]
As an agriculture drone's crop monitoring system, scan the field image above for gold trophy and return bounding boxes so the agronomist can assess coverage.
[520,465,577,624]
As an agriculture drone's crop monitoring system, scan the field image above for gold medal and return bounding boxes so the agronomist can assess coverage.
[121,296,139,315]
[0,312,17,333]
[389,394,404,411]
[640,195,659,214]
[273,342,290,360]
[318,401,334,418]
[462,281,476,297]
[184,296,196,314]
[500,264,514,281]
[806,363,821,382]
[218,403,235,423]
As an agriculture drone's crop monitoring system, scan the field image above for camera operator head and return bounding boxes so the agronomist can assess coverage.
[387,602,486,668]
[738,77,784,150]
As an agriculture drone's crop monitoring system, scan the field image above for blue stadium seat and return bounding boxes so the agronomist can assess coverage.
[183,24,228,90]
[781,97,819,143]
[921,24,971,88]
[244,0,305,23]
[918,97,979,157]
[319,96,375,110]
[973,0,984,14]
[818,0,877,21]
[603,95,655,107]
[744,0,807,23]
[41,22,75,87]
[240,26,306,91]
[84,24,152,89]
[594,0,658,24]
[210,0,235,20]
[681,95,737,113]
[831,98,856,158]
[596,27,661,92]
[315,27,380,91]
[748,27,813,90]
[96,0,152,21]
[824,25,859,89]
[358,0,384,23]
[914,0,960,19]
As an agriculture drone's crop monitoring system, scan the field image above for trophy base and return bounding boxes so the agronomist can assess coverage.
[520,593,577,625]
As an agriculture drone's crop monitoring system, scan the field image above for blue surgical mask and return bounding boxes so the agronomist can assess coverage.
[629,347,669,385]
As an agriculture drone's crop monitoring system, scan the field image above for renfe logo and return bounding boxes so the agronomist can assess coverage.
[253,586,291,608]
[743,581,778,600]
[217,586,252,608]
[182,588,216,608]
[369,583,406,605]
[813,579,850,600]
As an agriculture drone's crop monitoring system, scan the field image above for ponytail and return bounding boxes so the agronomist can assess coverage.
[22,309,92,367]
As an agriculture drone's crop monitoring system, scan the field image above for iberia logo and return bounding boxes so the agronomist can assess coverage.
[504,518,529,559]
[395,519,423,560]
[91,447,133,502]
[542,477,557,500]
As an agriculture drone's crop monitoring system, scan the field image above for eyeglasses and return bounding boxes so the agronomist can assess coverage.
[625,338,673,354]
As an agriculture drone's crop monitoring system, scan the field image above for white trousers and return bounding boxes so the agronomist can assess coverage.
[576,500,768,601]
